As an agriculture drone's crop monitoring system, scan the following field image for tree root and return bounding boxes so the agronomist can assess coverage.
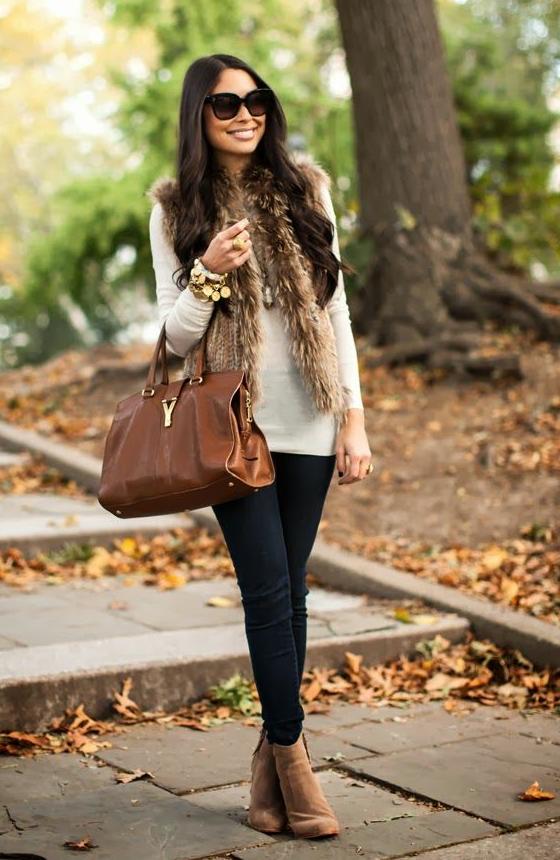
[358,227,560,372]
[446,252,560,340]
[364,328,524,379]
[524,279,560,306]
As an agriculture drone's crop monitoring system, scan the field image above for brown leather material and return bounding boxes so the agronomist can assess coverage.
[272,732,340,839]
[247,726,289,833]
[97,320,275,518]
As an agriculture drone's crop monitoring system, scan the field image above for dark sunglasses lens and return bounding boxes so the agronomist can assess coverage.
[212,95,241,120]
[247,90,273,116]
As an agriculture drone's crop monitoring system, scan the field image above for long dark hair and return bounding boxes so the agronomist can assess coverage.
[172,53,341,312]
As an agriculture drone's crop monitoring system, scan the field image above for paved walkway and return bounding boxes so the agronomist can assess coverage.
[0,576,436,652]
[1,442,560,858]
[1,700,559,858]
[0,445,469,732]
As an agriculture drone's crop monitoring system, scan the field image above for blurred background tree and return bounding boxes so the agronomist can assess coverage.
[0,0,558,368]
[444,0,560,273]
[336,0,559,371]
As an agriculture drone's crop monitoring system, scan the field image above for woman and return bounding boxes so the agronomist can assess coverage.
[149,53,372,840]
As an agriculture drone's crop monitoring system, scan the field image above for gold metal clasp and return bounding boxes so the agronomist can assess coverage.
[142,387,155,398]
[162,397,178,427]
[188,376,203,385]
[245,389,253,423]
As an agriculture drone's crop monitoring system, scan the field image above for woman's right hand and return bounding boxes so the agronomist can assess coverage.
[200,218,252,275]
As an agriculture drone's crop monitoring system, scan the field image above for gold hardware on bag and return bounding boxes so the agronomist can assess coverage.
[245,389,253,422]
[142,387,155,397]
[188,376,203,385]
[162,397,178,427]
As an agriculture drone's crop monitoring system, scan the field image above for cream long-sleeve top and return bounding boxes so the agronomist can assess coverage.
[149,180,364,456]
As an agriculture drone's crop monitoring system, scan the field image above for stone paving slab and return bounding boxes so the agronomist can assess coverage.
[0,780,273,860]
[0,807,13,836]
[95,722,257,793]
[0,579,375,646]
[0,751,114,803]
[2,701,558,858]
[48,579,368,637]
[398,820,560,859]
[341,731,560,827]
[231,809,499,859]
[302,700,448,732]
[54,577,244,627]
[188,769,428,832]
[484,711,560,745]
[326,706,525,755]
[94,721,369,795]
[0,602,156,646]
[0,634,19,650]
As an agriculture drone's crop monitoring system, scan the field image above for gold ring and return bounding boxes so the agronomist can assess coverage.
[366,463,373,475]
[232,236,246,251]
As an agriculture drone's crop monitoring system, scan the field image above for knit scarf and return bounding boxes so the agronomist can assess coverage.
[148,152,347,422]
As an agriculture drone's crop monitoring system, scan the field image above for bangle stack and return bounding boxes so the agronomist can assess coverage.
[188,258,231,303]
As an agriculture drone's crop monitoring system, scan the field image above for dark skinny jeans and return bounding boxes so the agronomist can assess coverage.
[212,451,336,745]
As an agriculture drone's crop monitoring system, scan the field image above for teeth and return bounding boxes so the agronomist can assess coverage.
[228,129,256,138]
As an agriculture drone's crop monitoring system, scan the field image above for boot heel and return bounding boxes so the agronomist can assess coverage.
[272,732,340,839]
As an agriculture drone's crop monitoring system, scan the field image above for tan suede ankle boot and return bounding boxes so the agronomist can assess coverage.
[247,726,288,833]
[272,732,340,839]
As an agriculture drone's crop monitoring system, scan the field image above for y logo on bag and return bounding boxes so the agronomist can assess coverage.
[162,397,178,428]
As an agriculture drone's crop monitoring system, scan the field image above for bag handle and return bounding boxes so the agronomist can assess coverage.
[142,318,211,397]
[193,328,208,379]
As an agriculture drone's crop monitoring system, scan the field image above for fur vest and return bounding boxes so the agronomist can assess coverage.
[148,152,347,422]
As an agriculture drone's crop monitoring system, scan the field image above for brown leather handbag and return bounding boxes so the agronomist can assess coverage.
[97,321,275,518]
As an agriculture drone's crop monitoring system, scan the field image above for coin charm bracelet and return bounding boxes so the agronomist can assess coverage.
[188,258,231,303]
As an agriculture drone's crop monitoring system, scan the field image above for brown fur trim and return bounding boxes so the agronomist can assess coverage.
[147,177,180,247]
[149,152,346,421]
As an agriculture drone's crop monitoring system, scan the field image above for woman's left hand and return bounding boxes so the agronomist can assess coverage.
[335,408,373,484]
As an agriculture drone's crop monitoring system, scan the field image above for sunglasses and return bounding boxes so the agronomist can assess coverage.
[204,87,274,121]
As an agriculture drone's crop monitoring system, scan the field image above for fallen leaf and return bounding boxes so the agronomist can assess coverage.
[302,678,323,702]
[206,595,238,608]
[410,613,439,625]
[481,546,508,571]
[114,768,154,784]
[63,835,98,850]
[518,780,556,801]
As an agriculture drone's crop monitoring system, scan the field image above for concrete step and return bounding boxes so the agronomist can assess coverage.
[0,577,469,731]
[0,492,193,555]
[1,419,558,669]
[0,450,27,467]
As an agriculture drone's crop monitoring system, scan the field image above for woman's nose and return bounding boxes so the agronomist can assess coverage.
[236,103,253,121]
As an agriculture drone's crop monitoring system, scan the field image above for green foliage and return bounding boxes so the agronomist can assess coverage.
[25,167,155,338]
[6,0,560,368]
[208,672,260,715]
[43,543,97,565]
[440,0,560,271]
[6,0,355,368]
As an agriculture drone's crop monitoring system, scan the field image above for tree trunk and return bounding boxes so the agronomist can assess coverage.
[334,0,560,373]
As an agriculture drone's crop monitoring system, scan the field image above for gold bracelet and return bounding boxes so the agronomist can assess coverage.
[188,259,231,302]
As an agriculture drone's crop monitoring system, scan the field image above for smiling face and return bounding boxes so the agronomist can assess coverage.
[203,68,267,173]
